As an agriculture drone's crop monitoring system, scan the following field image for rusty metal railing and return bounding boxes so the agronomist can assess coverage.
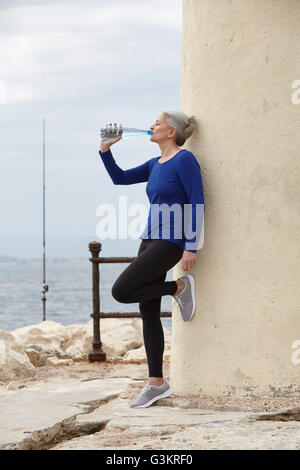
[88,241,172,362]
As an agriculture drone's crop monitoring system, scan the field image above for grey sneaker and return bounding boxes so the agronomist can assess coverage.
[173,274,196,321]
[129,380,172,408]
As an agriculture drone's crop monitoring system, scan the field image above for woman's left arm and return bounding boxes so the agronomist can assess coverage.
[177,152,205,272]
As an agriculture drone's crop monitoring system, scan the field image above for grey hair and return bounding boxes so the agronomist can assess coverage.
[163,110,197,146]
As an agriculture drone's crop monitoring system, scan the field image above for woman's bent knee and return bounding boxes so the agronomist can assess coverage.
[111,281,130,303]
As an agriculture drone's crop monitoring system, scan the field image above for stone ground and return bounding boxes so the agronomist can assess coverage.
[1,359,300,450]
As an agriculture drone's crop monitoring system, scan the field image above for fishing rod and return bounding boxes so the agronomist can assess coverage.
[41,117,49,320]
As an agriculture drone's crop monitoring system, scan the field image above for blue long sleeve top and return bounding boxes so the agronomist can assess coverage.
[98,148,205,253]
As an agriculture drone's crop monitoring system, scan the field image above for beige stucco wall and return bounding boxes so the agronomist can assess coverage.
[170,0,300,397]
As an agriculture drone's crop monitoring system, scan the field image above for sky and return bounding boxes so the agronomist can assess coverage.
[0,0,182,258]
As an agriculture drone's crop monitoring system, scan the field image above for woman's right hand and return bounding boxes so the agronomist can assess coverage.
[100,122,122,153]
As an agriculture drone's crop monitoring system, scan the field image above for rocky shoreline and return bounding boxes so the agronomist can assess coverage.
[0,318,157,382]
[1,320,300,450]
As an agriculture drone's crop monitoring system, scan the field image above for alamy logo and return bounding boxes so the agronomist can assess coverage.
[96,196,204,250]
[291,80,300,105]
[291,340,300,365]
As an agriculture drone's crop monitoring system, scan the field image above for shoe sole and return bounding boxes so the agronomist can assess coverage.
[184,274,196,321]
[130,388,172,408]
[180,274,196,321]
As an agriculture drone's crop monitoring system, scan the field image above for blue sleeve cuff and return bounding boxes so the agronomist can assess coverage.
[99,149,111,156]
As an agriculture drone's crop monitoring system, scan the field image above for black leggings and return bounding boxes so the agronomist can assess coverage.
[111,239,183,377]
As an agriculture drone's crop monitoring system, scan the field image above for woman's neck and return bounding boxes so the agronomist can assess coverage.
[159,142,181,159]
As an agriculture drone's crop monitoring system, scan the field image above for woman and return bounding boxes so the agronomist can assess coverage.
[99,110,205,408]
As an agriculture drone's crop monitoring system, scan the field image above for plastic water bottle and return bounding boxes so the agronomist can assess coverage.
[100,123,152,140]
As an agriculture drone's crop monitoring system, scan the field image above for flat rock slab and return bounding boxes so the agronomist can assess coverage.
[0,376,137,449]
[51,399,300,450]
[1,362,300,450]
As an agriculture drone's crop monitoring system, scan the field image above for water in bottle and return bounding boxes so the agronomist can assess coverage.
[100,123,152,140]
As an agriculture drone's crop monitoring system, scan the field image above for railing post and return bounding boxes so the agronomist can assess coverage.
[88,241,106,362]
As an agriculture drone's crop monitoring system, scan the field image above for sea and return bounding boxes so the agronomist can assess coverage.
[0,257,173,333]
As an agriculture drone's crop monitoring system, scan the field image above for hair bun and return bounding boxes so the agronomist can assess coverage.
[184,116,196,138]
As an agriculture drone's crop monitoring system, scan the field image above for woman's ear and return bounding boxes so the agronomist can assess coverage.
[169,127,177,139]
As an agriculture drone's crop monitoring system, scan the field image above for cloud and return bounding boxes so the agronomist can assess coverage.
[0,0,181,34]
[0,0,181,104]
[0,0,182,244]
[0,80,6,104]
